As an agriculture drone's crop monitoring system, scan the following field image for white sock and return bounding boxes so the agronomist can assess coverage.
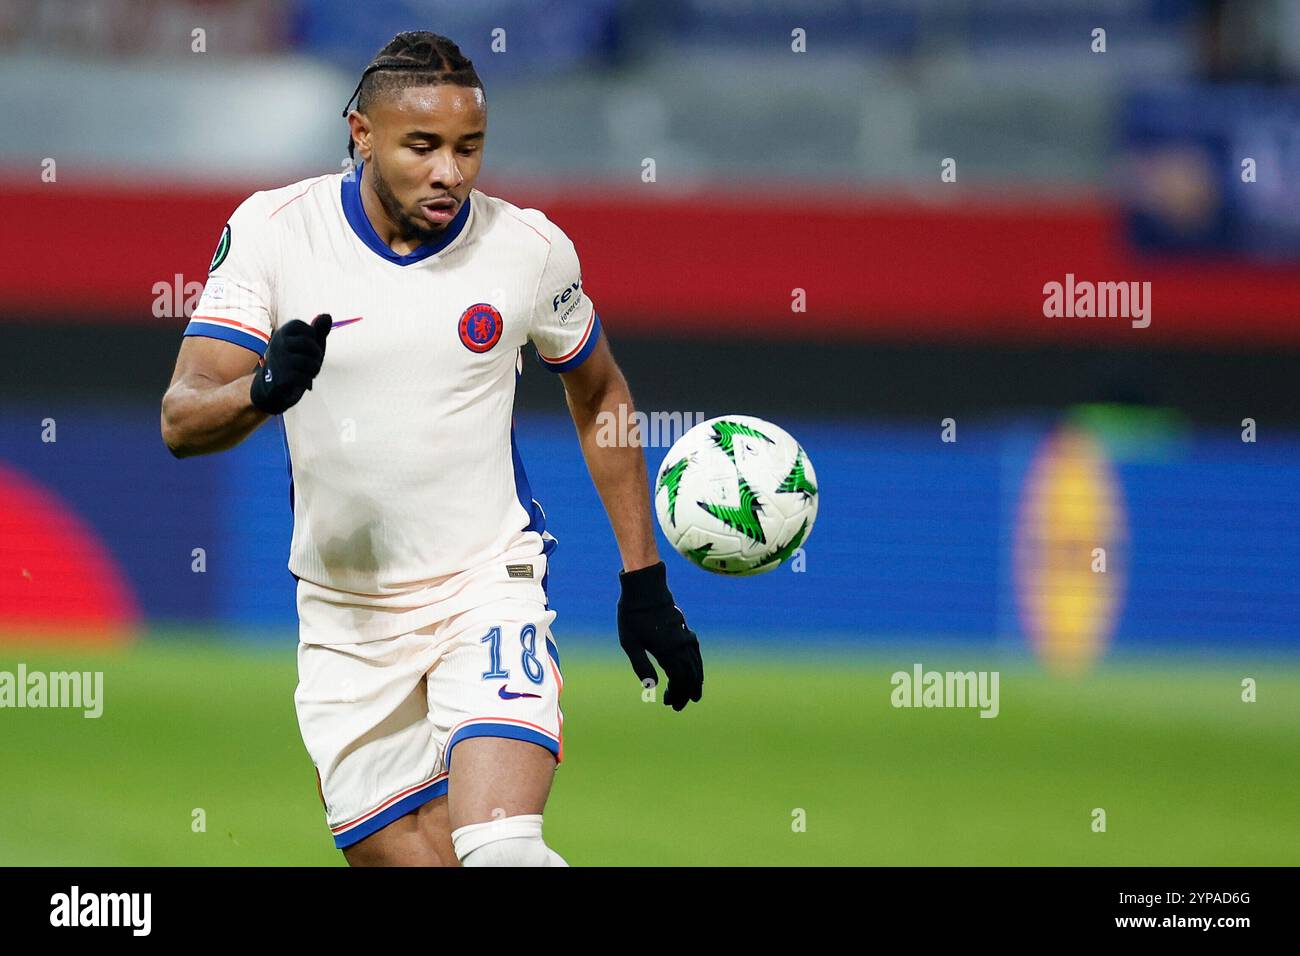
[452,814,565,867]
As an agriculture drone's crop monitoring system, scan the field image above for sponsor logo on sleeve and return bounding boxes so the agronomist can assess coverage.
[552,279,583,325]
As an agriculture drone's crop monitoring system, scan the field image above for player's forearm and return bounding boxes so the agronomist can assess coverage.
[161,372,269,458]
[568,385,661,572]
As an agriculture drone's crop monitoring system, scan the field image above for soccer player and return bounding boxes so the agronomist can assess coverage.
[160,31,703,867]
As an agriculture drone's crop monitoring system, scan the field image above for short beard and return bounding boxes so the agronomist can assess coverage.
[369,153,442,243]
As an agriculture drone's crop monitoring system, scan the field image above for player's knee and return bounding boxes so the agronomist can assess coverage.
[452,813,564,867]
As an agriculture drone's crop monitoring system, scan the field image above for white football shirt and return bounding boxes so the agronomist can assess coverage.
[183,165,601,642]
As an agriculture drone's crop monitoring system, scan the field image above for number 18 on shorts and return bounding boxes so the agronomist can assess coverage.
[294,599,564,849]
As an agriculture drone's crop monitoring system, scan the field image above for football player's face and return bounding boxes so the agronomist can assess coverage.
[357,84,486,241]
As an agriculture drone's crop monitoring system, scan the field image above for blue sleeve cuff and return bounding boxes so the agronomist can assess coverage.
[183,320,268,358]
[535,313,601,373]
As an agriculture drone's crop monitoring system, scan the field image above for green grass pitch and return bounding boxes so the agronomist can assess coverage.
[0,634,1296,865]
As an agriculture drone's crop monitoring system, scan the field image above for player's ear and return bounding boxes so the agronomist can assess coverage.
[346,110,373,162]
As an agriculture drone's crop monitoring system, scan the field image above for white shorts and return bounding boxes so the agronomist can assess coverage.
[294,595,565,849]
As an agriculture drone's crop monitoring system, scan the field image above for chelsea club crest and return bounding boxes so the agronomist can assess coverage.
[458,302,503,353]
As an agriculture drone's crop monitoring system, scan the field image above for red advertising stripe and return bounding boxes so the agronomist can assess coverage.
[3,175,1298,344]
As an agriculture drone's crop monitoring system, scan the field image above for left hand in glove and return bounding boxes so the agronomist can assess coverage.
[617,561,704,712]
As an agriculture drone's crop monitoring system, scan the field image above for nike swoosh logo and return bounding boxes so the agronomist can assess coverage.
[498,685,542,700]
[332,316,364,328]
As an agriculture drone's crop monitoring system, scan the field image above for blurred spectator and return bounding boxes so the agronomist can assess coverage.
[1199,0,1300,84]
[0,0,293,56]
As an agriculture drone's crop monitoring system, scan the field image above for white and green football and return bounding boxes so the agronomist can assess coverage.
[654,415,818,576]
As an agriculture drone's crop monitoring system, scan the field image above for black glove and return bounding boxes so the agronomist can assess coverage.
[618,561,703,711]
[249,314,332,415]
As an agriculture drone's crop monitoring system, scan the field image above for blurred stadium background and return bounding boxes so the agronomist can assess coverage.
[1,0,1298,865]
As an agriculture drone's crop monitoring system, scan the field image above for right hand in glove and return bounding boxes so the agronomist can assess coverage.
[249,314,332,415]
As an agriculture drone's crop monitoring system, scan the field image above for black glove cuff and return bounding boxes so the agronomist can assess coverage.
[249,367,288,416]
[618,560,672,609]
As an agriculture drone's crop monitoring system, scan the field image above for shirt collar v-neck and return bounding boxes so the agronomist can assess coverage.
[340,162,472,266]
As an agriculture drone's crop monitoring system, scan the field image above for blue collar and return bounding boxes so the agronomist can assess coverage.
[340,162,472,265]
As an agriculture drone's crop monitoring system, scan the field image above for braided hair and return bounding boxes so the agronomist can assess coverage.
[342,32,484,160]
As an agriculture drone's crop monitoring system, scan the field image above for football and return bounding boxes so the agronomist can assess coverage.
[654,415,818,575]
